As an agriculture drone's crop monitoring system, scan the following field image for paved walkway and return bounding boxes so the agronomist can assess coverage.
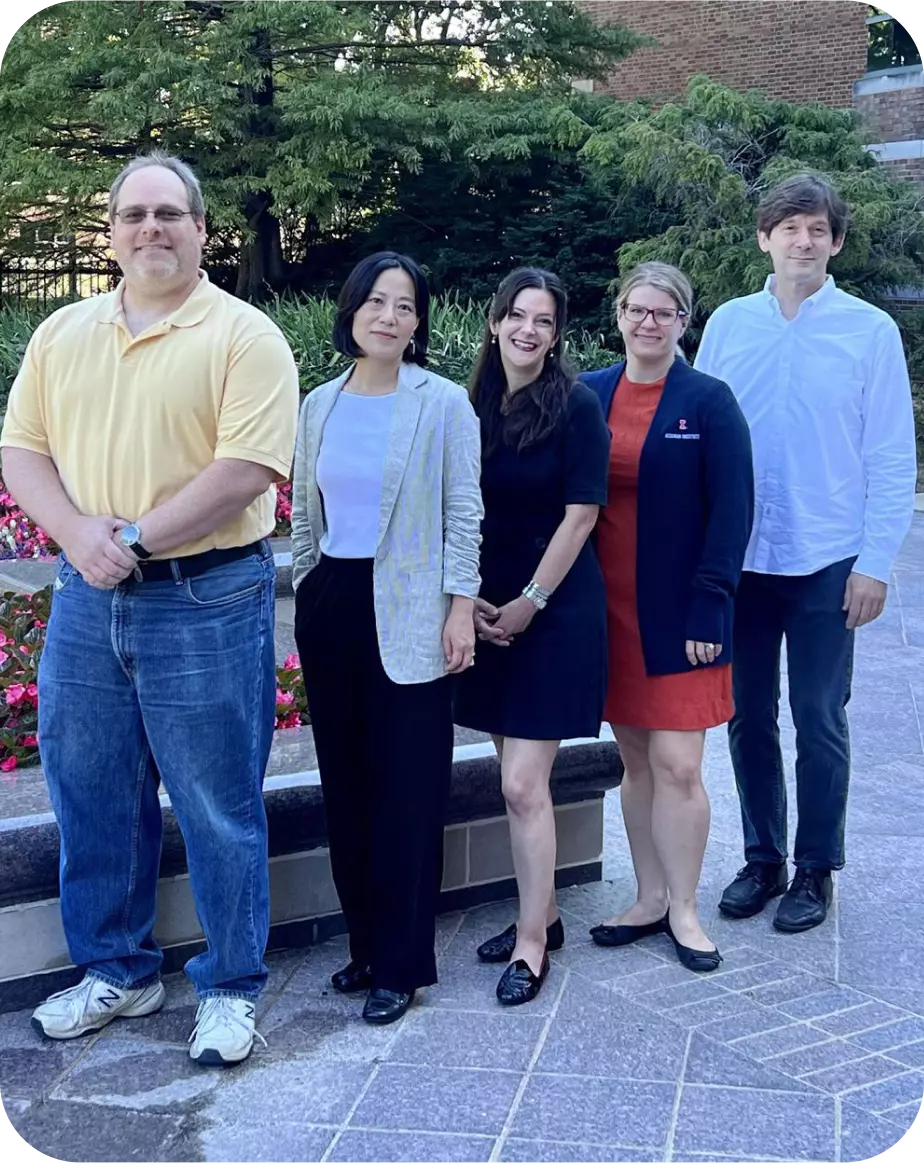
[4,520,924,1162]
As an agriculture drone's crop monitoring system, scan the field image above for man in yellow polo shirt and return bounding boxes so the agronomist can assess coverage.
[0,152,299,1065]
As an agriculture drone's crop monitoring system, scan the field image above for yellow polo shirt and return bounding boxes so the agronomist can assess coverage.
[0,273,299,558]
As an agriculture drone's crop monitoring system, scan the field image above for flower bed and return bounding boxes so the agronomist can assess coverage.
[0,589,310,771]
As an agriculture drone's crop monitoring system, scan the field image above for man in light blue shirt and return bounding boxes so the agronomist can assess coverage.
[695,173,917,934]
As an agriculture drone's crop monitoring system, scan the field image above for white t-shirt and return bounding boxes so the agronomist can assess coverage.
[316,390,397,558]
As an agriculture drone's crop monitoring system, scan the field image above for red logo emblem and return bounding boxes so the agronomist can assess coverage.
[679,419,687,431]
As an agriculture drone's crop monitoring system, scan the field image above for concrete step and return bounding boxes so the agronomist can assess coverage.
[0,734,623,1012]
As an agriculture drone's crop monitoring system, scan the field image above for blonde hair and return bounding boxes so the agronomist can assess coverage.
[615,261,694,319]
[615,261,693,361]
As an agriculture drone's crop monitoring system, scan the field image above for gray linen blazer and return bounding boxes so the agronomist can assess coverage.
[291,361,483,684]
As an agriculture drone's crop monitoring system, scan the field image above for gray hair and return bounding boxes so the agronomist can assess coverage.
[615,261,694,318]
[108,150,206,220]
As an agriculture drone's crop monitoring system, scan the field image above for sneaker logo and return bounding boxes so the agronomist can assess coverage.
[97,988,122,1010]
[245,1004,255,1020]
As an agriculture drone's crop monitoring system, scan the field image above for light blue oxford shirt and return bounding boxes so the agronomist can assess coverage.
[694,275,917,583]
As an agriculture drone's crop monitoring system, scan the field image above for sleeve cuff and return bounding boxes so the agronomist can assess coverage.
[685,590,727,647]
[851,552,892,585]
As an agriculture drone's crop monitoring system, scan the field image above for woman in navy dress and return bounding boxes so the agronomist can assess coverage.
[454,267,610,1004]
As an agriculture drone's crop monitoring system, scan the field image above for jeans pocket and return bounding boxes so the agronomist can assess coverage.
[184,557,266,607]
[53,560,79,593]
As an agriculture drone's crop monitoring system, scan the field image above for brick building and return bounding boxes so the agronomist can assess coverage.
[579,1,924,185]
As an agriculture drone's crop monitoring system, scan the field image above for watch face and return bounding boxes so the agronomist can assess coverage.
[121,524,140,547]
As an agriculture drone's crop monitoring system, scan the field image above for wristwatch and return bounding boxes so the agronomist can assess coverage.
[119,523,152,560]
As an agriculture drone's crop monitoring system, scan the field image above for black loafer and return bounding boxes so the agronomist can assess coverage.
[362,987,415,1024]
[589,911,669,947]
[477,918,564,963]
[330,961,372,994]
[718,861,788,918]
[773,869,833,933]
[667,924,722,973]
[496,954,550,1006]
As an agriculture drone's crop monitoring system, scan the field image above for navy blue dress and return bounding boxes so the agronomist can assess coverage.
[454,383,610,740]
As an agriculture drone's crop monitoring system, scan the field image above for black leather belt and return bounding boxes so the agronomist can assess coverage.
[131,541,266,582]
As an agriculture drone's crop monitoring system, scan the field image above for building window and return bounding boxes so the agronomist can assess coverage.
[867,7,922,72]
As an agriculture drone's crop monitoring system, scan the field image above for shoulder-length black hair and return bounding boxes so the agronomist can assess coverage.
[469,267,574,454]
[332,251,429,367]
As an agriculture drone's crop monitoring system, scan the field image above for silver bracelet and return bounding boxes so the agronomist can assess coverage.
[522,580,550,610]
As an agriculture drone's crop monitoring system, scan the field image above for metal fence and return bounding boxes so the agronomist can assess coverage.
[0,256,120,307]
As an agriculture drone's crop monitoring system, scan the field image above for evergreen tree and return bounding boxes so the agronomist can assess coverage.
[0,1,641,299]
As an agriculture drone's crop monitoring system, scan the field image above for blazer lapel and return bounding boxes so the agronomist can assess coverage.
[377,362,425,550]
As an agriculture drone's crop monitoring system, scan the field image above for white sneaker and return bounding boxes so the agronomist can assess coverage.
[31,976,166,1040]
[188,996,266,1066]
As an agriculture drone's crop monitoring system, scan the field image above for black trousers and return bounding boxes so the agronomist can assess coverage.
[294,555,453,992]
[728,557,855,871]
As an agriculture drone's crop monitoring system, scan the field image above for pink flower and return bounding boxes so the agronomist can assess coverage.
[0,650,8,666]
[22,734,38,747]
[0,756,18,772]
[283,653,300,671]
[5,684,26,706]
[276,689,295,706]
[0,633,9,647]
[25,683,38,700]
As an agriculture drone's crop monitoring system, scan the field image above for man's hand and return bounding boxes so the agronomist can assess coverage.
[843,571,887,630]
[61,516,137,589]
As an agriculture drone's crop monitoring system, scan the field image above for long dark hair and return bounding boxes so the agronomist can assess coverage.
[332,251,429,366]
[469,268,573,455]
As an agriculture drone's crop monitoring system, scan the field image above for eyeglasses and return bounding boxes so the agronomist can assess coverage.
[621,304,687,325]
[113,207,195,225]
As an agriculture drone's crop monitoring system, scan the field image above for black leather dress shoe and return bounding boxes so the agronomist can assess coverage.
[589,911,669,947]
[477,918,564,963]
[667,924,723,973]
[330,961,372,994]
[496,954,550,1006]
[362,987,415,1024]
[773,868,833,933]
[718,861,788,918]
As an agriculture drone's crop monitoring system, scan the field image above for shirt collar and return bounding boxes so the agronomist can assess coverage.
[98,270,215,329]
[761,273,836,316]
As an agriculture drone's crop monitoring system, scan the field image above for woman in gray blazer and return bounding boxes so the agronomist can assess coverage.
[291,252,482,1025]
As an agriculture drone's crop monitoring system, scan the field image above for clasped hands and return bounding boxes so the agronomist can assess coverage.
[61,515,138,589]
[473,595,537,647]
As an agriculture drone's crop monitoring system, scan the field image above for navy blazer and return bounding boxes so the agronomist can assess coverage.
[581,358,754,677]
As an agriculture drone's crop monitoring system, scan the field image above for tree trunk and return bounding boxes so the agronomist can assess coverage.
[233,25,285,301]
[236,193,285,301]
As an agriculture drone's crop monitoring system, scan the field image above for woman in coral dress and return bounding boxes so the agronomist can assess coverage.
[582,262,753,971]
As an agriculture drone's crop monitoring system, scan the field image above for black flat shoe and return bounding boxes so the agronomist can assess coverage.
[773,868,833,933]
[330,961,373,994]
[362,987,415,1025]
[667,924,722,973]
[476,918,564,963]
[496,954,550,1006]
[589,911,669,947]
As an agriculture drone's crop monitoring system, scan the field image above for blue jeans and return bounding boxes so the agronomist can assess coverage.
[38,545,276,999]
[728,557,855,872]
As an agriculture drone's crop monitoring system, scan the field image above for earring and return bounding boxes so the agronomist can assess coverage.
[491,334,497,345]
[408,336,416,354]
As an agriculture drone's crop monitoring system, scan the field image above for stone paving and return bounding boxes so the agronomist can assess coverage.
[4,519,924,1162]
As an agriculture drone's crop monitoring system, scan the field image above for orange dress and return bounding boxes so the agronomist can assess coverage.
[598,373,733,730]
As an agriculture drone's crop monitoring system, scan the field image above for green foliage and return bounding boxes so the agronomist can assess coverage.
[0,1,642,299]
[580,76,924,326]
